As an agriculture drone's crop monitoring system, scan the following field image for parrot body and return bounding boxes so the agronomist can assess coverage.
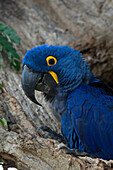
[22,45,113,160]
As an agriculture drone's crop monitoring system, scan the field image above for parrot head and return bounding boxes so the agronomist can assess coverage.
[21,45,94,105]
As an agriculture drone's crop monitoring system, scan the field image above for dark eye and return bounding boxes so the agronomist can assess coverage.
[49,58,55,65]
[46,56,57,66]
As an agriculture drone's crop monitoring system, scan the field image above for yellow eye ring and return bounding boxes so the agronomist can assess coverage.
[46,56,57,66]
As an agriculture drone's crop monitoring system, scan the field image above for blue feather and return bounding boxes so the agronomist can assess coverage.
[67,84,113,160]
[23,45,113,160]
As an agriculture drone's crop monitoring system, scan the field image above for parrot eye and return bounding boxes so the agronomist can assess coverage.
[46,56,57,66]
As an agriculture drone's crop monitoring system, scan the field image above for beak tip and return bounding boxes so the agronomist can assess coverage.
[21,66,42,107]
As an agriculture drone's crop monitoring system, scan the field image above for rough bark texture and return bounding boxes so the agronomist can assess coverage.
[0,0,113,169]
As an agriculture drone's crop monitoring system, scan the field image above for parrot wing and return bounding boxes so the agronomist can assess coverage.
[67,82,113,160]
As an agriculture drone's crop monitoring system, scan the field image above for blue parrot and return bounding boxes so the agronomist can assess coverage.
[21,45,113,160]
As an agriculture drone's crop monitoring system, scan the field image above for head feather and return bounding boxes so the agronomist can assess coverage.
[23,45,97,92]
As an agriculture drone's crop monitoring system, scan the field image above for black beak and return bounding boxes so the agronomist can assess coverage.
[21,66,42,106]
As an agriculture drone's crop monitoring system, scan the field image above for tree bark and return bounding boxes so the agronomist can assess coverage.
[0,0,113,169]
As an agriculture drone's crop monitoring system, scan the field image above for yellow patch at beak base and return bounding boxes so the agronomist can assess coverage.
[48,71,59,84]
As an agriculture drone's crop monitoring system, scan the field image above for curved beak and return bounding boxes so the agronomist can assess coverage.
[21,66,42,106]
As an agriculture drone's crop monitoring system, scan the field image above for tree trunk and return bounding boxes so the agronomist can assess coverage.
[0,0,113,169]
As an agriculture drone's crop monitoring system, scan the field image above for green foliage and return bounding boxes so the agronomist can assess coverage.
[0,83,4,88]
[0,118,7,127]
[0,23,21,71]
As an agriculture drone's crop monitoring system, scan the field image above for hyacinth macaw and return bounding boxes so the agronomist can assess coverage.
[21,45,113,160]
